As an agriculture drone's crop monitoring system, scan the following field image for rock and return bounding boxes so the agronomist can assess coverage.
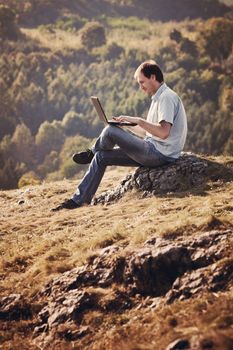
[124,245,192,296]
[166,338,190,350]
[200,338,214,349]
[166,255,233,303]
[0,294,32,321]
[33,228,232,346]
[92,153,208,205]
[57,325,90,341]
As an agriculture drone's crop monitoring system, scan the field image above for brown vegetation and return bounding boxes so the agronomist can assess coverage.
[0,155,233,349]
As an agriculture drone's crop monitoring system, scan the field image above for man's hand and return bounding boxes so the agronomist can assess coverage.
[113,115,140,124]
[113,116,171,139]
[113,116,146,137]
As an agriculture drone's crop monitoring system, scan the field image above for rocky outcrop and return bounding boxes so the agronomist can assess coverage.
[0,294,32,321]
[92,153,208,205]
[27,225,232,348]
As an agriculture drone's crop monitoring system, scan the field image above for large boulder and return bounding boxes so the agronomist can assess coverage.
[93,153,208,205]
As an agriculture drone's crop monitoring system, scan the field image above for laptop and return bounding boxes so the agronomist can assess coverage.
[90,96,137,126]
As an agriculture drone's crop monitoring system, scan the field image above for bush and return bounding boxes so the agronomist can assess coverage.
[0,5,20,41]
[198,17,233,61]
[35,120,64,162]
[80,22,106,50]
[103,42,125,60]
[18,171,41,188]
[62,111,88,136]
[59,135,92,179]
[37,151,59,177]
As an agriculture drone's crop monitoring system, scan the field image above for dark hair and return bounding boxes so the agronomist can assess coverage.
[134,60,164,83]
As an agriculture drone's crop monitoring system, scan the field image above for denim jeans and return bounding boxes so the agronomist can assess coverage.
[72,125,175,205]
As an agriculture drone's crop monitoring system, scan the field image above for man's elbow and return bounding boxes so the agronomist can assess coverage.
[161,131,170,140]
[160,123,171,140]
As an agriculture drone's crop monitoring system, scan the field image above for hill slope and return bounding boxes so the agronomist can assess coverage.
[0,0,230,26]
[0,154,233,349]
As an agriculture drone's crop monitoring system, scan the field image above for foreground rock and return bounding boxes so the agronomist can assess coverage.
[0,294,32,321]
[93,153,208,205]
[30,226,232,348]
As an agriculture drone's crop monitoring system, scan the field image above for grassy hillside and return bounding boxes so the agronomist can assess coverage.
[0,155,233,349]
[220,0,233,5]
[0,0,230,26]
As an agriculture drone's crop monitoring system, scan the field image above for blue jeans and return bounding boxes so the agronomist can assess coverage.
[72,125,175,204]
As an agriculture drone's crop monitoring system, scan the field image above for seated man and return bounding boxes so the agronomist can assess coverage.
[52,60,187,211]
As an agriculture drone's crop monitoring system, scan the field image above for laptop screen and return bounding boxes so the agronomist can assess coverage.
[90,96,108,124]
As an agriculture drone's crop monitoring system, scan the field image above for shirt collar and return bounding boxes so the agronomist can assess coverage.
[151,82,167,102]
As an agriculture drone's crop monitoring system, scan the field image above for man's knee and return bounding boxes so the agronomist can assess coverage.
[101,125,116,137]
[94,150,105,165]
[102,124,124,142]
[95,150,112,167]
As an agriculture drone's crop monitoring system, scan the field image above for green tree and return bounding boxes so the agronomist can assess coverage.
[35,120,64,162]
[37,150,59,177]
[59,135,92,179]
[62,111,88,136]
[12,123,35,166]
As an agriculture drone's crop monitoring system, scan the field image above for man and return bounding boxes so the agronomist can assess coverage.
[52,60,187,211]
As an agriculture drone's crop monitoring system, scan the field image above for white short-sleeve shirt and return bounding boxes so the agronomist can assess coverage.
[145,83,187,159]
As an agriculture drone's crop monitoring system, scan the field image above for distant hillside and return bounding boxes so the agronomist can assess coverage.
[0,0,230,26]
[220,0,233,5]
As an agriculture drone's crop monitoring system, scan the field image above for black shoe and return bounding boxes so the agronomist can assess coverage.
[72,149,94,164]
[51,199,81,212]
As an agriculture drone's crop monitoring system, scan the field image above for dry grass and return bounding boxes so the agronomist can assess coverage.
[87,289,233,350]
[107,18,201,55]
[0,155,233,349]
[21,28,83,52]
[0,156,232,298]
[20,18,201,55]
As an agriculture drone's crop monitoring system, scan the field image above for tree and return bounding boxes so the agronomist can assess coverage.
[0,5,20,41]
[199,18,233,61]
[37,150,59,177]
[59,135,92,179]
[103,42,125,60]
[80,22,106,50]
[62,111,88,136]
[0,157,18,189]
[219,86,233,112]
[35,120,64,162]
[169,29,182,43]
[170,29,197,57]
[12,123,35,166]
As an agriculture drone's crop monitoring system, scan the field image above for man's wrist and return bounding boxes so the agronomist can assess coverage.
[137,117,144,126]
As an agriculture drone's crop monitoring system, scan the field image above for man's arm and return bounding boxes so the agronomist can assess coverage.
[114,116,171,139]
[137,118,171,139]
[125,124,146,138]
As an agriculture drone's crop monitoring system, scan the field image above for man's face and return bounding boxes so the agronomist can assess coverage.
[137,72,157,96]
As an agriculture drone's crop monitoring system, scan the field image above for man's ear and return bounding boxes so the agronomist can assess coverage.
[150,74,156,81]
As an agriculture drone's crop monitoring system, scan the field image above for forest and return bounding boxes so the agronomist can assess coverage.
[0,0,233,189]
